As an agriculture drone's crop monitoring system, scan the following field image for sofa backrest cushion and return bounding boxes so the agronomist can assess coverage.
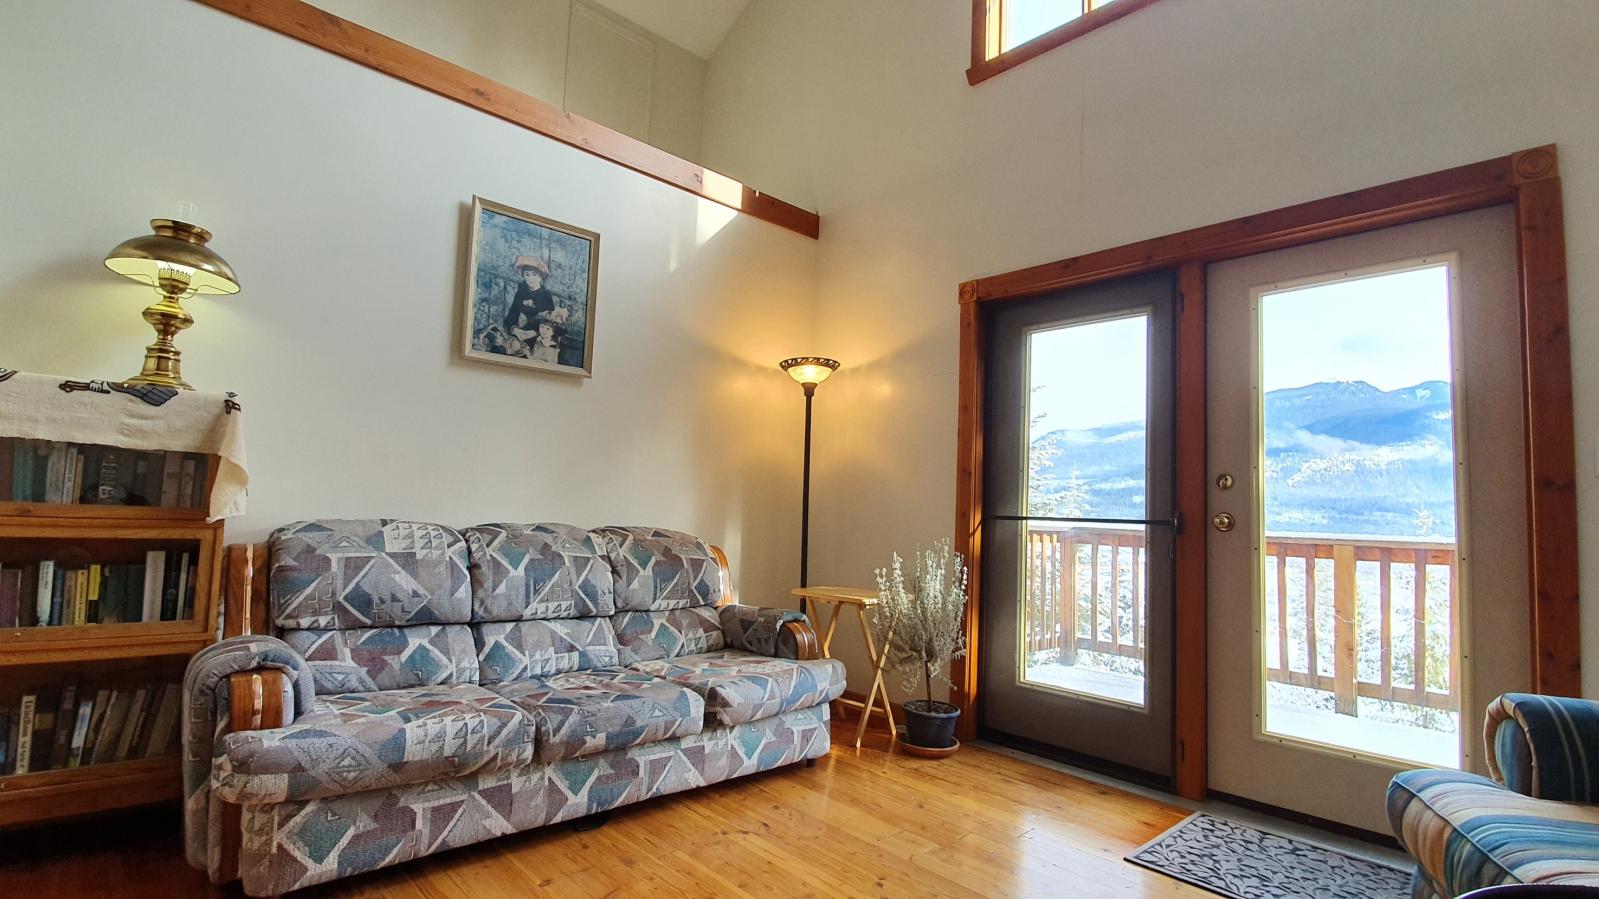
[270,519,473,628]
[269,520,479,694]
[592,526,726,612]
[463,523,615,622]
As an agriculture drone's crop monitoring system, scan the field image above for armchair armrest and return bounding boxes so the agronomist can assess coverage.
[181,635,314,879]
[1485,693,1599,801]
[719,603,819,660]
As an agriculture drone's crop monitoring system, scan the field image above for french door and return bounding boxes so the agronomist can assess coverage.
[979,271,1177,782]
[1205,206,1531,832]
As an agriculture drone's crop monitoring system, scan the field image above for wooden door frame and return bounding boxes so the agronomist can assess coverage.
[954,145,1576,801]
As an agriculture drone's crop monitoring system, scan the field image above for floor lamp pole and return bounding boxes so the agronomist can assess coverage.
[800,383,815,589]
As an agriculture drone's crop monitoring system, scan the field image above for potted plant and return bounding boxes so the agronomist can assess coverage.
[872,538,969,754]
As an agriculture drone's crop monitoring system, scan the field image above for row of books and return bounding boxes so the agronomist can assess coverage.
[0,679,182,775]
[0,439,209,508]
[0,552,198,628]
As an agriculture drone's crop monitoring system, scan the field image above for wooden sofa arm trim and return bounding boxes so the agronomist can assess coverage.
[221,668,288,884]
[783,620,821,661]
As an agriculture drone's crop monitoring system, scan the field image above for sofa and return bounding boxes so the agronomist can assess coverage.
[1389,694,1599,898]
[181,520,845,896]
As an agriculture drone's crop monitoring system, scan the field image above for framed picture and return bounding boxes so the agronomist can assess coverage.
[462,196,600,377]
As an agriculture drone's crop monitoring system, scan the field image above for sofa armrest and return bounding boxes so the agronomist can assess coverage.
[181,635,314,879]
[1485,692,1599,801]
[719,603,818,659]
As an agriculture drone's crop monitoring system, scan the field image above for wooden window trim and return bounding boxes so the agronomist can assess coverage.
[194,0,819,240]
[954,146,1577,802]
[968,0,1164,86]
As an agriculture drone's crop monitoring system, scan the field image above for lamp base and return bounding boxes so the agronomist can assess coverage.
[127,295,195,391]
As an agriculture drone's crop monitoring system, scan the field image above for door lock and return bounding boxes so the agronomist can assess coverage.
[1215,473,1235,490]
[1212,512,1236,532]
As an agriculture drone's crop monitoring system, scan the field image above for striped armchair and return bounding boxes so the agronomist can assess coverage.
[1389,694,1599,898]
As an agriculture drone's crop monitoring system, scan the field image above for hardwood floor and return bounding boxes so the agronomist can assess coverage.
[0,722,1206,897]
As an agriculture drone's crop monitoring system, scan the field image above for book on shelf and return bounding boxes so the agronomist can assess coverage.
[0,438,208,509]
[0,676,183,776]
[0,555,192,628]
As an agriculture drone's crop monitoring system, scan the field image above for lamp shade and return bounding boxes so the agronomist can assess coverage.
[104,219,240,297]
[780,356,839,387]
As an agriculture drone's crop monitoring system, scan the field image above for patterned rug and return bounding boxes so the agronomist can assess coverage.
[1126,813,1410,899]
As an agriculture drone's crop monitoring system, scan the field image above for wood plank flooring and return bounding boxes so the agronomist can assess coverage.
[0,723,1206,897]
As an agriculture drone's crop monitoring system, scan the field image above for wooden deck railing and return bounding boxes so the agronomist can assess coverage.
[1023,524,1460,716]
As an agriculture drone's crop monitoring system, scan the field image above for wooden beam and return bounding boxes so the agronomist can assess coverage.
[953,286,985,743]
[192,0,820,240]
[971,155,1515,303]
[1511,147,1581,697]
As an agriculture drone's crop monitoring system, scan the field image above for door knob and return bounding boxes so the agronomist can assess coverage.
[1212,512,1235,532]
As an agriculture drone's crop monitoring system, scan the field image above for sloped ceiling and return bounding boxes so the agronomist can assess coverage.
[586,0,751,59]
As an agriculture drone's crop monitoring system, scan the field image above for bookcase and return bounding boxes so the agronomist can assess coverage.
[0,437,224,827]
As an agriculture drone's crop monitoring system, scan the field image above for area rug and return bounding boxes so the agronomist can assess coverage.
[1126,812,1410,899]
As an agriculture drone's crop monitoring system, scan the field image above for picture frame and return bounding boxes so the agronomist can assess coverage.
[461,196,600,377]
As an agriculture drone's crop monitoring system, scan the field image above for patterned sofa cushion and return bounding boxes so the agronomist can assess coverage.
[463,523,615,622]
[271,520,473,628]
[1388,768,1599,895]
[593,526,725,612]
[611,606,724,666]
[630,650,847,727]
[491,668,703,763]
[282,626,480,693]
[212,684,535,804]
[475,618,620,684]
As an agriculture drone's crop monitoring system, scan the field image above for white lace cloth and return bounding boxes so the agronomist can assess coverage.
[0,369,247,521]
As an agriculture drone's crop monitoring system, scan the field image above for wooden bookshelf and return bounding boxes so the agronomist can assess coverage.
[0,458,223,826]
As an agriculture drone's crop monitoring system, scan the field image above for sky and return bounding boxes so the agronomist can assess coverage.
[1003,0,1082,51]
[1027,264,1455,436]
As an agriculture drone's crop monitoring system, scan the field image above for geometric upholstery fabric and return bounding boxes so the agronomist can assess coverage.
[474,617,620,684]
[212,684,535,804]
[631,649,847,727]
[463,523,616,622]
[235,704,831,897]
[282,625,481,694]
[611,606,724,666]
[491,667,704,763]
[593,526,725,611]
[270,519,472,629]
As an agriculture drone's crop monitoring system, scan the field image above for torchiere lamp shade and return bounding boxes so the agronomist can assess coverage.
[780,356,839,391]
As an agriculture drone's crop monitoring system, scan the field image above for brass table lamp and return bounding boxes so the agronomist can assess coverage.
[104,217,240,390]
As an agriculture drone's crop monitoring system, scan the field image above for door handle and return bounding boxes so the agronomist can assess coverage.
[1212,512,1236,532]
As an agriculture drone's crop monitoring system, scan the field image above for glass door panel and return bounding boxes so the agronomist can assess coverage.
[1255,260,1464,768]
[1022,314,1150,707]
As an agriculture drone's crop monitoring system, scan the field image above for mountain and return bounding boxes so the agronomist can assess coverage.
[1031,380,1458,538]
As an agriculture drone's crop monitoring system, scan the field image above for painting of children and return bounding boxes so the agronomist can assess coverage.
[462,196,599,377]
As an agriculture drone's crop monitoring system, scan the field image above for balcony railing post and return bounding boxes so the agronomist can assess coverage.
[1061,536,1077,665]
[1332,543,1358,717]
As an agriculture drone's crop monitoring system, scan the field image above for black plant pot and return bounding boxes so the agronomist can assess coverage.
[903,700,960,750]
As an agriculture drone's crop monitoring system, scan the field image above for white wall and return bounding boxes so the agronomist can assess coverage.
[702,0,1599,699]
[0,0,818,609]
[312,0,709,160]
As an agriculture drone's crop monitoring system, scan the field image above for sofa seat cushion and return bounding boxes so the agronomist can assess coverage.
[630,650,847,727]
[491,668,704,763]
[1388,769,1599,895]
[212,684,534,804]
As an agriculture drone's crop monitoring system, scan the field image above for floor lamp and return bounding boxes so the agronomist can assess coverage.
[779,356,840,589]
